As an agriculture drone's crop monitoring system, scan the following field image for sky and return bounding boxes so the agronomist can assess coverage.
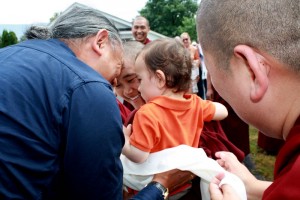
[1,0,148,24]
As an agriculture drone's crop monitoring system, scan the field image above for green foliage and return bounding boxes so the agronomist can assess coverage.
[140,0,198,40]
[0,30,18,48]
[178,17,197,42]
[19,35,27,42]
[50,12,61,23]
[249,126,275,181]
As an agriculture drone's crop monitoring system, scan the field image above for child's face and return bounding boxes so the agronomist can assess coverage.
[135,54,163,102]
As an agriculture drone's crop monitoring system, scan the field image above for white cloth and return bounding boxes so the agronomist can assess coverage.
[191,63,199,93]
[121,145,246,200]
[198,44,207,80]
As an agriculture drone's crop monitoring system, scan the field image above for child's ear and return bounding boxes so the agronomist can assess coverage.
[155,70,166,89]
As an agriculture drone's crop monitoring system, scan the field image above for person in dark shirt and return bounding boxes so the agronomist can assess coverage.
[0,4,124,199]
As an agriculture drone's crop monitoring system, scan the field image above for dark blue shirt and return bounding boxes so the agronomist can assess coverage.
[0,39,124,199]
[130,184,164,200]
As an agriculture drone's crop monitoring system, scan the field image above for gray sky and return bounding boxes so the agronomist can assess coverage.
[1,0,147,24]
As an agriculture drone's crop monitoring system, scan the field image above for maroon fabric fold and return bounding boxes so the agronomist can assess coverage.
[117,99,131,124]
[213,89,250,155]
[201,121,245,162]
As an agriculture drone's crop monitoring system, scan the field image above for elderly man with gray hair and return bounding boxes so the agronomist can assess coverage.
[0,4,124,199]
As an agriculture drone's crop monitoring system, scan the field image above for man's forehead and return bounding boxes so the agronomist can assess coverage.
[133,19,148,26]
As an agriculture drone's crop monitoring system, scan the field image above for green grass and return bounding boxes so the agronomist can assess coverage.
[249,126,276,181]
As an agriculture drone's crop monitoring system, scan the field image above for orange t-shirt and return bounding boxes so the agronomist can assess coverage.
[130,94,215,153]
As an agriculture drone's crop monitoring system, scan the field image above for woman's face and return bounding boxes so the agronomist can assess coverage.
[115,59,145,108]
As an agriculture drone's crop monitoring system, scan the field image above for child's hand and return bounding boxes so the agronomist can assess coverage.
[123,124,132,142]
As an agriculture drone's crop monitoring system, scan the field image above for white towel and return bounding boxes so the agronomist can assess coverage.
[121,145,246,200]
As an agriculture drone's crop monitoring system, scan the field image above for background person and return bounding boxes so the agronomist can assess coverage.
[196,0,300,199]
[180,32,201,95]
[132,16,151,44]
[0,4,124,199]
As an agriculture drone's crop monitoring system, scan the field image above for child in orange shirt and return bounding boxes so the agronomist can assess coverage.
[122,38,228,163]
[121,38,228,199]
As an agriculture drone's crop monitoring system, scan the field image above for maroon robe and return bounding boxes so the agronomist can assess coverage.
[117,98,131,124]
[123,100,135,111]
[263,117,300,199]
[214,90,250,155]
[143,38,151,45]
[201,121,245,161]
[257,131,284,155]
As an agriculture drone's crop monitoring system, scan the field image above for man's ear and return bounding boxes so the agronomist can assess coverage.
[155,69,166,89]
[92,29,109,56]
[233,45,270,103]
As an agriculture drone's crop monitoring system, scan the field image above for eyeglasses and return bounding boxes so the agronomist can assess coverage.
[182,38,188,42]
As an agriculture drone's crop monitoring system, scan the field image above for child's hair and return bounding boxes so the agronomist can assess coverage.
[139,38,192,93]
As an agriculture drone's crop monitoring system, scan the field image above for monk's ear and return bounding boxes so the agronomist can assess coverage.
[92,29,109,56]
[233,45,270,102]
[155,69,166,89]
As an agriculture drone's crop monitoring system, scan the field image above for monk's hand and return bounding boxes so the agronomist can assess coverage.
[215,151,258,189]
[210,172,241,200]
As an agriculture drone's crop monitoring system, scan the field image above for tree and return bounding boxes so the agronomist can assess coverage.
[50,12,61,23]
[19,12,61,41]
[0,30,18,48]
[139,0,198,40]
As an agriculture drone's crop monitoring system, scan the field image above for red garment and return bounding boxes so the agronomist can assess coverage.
[214,90,250,155]
[116,98,131,124]
[143,38,151,44]
[124,109,137,126]
[200,121,245,162]
[257,131,284,155]
[263,117,300,199]
[123,100,135,111]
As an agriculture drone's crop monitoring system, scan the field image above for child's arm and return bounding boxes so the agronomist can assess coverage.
[122,124,150,163]
[212,102,228,120]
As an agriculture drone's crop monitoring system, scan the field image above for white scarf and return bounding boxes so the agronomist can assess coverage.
[121,145,246,200]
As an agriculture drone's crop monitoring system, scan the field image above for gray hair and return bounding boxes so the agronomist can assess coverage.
[123,40,144,63]
[197,0,300,72]
[25,4,122,51]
